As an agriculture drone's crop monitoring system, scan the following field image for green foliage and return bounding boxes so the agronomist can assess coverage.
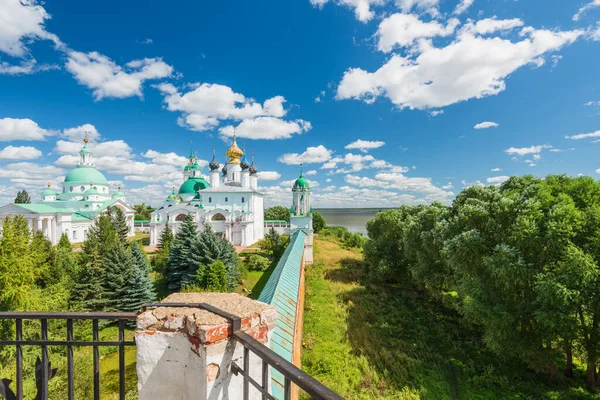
[264,206,290,221]
[245,254,271,272]
[107,206,129,242]
[0,216,35,311]
[345,232,366,248]
[30,230,59,288]
[362,174,600,387]
[312,211,326,233]
[102,243,135,312]
[58,233,71,251]
[122,243,156,312]
[14,189,30,204]
[133,203,155,220]
[195,226,240,290]
[201,261,229,292]
[152,224,174,274]
[321,225,352,240]
[164,214,200,291]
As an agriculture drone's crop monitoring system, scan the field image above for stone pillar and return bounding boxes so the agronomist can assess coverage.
[37,218,42,231]
[51,217,56,243]
[136,293,277,400]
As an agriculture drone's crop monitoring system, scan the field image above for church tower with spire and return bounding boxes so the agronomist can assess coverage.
[290,164,313,264]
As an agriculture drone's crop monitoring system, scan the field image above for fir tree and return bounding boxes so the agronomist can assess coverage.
[31,231,59,288]
[108,207,129,242]
[70,215,117,311]
[165,214,201,291]
[202,261,228,292]
[102,242,134,312]
[122,242,156,312]
[14,190,30,204]
[158,224,174,252]
[195,225,240,290]
[0,216,34,310]
[57,233,72,252]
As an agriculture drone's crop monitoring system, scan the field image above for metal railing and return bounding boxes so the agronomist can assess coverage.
[0,304,342,400]
[0,311,137,400]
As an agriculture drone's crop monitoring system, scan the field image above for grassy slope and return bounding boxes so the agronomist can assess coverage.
[302,238,599,400]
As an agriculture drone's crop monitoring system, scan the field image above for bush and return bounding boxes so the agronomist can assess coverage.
[245,254,271,272]
[345,232,366,248]
[321,226,352,240]
[312,212,326,233]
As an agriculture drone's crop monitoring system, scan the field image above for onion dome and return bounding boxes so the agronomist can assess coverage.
[189,161,202,171]
[184,164,191,172]
[112,186,125,198]
[178,176,210,195]
[222,164,228,176]
[209,153,220,171]
[225,130,244,164]
[165,188,181,203]
[41,183,57,197]
[249,157,257,175]
[240,154,249,170]
[293,174,310,189]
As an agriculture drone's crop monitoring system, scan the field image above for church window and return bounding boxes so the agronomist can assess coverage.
[72,230,77,240]
[70,186,73,192]
[225,197,228,202]
[241,197,245,203]
[80,186,85,192]
[212,213,226,221]
[209,197,212,203]
[175,214,186,221]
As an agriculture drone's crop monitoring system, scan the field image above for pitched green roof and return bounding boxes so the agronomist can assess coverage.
[72,212,93,221]
[15,203,63,214]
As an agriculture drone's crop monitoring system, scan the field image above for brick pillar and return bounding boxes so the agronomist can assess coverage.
[136,293,277,400]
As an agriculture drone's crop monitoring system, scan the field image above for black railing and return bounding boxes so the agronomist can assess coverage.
[0,304,342,400]
[0,311,137,400]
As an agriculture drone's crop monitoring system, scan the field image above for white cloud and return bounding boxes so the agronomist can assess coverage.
[486,175,509,184]
[278,145,333,165]
[462,18,524,35]
[256,171,281,180]
[336,25,582,110]
[62,124,101,142]
[566,130,600,140]
[454,0,474,15]
[344,139,385,152]
[474,121,499,129]
[0,145,42,160]
[0,59,57,75]
[491,167,501,172]
[573,0,600,21]
[0,162,64,181]
[54,139,132,158]
[0,118,53,141]
[533,154,541,160]
[305,170,318,176]
[429,110,444,116]
[66,51,173,100]
[279,179,320,188]
[397,0,440,15]
[309,0,382,22]
[505,144,552,156]
[220,117,311,140]
[442,182,453,189]
[377,13,459,52]
[345,171,453,201]
[0,0,61,57]
[584,101,600,107]
[143,150,189,167]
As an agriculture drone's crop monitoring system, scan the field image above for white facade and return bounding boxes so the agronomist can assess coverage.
[150,137,265,247]
[289,172,314,265]
[0,139,135,244]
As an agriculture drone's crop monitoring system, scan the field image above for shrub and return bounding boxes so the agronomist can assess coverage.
[245,254,271,272]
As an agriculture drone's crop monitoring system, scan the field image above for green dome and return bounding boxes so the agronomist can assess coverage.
[190,162,202,170]
[178,176,210,195]
[184,165,191,171]
[166,192,180,203]
[41,188,57,196]
[64,166,108,185]
[80,144,92,154]
[293,175,310,189]
[85,188,99,195]
[113,190,125,198]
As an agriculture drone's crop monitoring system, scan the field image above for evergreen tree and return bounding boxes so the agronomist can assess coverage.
[0,216,34,310]
[31,230,59,288]
[158,224,174,252]
[70,215,117,311]
[55,234,78,287]
[57,233,72,252]
[202,261,228,292]
[122,242,156,312]
[102,242,134,312]
[195,225,240,290]
[14,190,31,204]
[108,207,129,242]
[165,214,201,290]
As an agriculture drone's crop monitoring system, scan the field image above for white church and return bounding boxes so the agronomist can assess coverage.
[0,138,135,244]
[149,134,265,247]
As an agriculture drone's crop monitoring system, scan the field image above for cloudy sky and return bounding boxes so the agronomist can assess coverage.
[1,0,599,208]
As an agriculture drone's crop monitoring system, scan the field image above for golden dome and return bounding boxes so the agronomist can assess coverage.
[225,130,244,164]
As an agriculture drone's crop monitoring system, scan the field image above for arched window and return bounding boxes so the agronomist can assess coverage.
[175,214,187,221]
[212,213,226,221]
[241,197,245,203]
[80,186,85,192]
[225,197,228,202]
[209,197,212,203]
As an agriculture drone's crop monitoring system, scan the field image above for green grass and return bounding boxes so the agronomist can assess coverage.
[302,238,600,400]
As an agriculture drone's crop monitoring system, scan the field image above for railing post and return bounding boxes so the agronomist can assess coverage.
[135,293,277,400]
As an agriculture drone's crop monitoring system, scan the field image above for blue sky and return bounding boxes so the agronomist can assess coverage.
[1,0,599,207]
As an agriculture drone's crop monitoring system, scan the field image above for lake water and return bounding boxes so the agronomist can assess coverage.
[314,208,393,237]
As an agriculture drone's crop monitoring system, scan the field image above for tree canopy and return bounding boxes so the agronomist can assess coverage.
[14,190,30,204]
[265,206,290,221]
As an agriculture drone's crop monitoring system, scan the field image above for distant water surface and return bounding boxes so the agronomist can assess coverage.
[314,208,393,237]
